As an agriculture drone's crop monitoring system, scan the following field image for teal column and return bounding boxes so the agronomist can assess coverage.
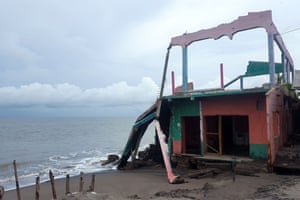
[240,76,244,90]
[182,46,188,92]
[268,33,275,86]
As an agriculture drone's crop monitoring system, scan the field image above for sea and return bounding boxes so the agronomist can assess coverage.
[0,117,155,191]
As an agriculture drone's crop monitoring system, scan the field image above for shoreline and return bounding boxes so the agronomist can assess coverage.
[3,166,300,200]
[4,169,118,200]
[3,168,116,192]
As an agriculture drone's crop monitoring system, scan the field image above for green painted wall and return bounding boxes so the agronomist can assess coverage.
[250,144,268,159]
[169,100,200,141]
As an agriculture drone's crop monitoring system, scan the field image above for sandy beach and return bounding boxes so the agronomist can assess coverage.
[3,165,300,200]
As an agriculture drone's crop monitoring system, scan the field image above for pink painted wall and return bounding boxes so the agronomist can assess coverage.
[266,86,288,164]
[174,82,194,93]
[201,93,268,145]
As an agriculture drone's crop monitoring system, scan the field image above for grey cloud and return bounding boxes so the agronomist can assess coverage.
[0,0,300,117]
[0,77,159,107]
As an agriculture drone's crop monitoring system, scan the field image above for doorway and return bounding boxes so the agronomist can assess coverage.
[222,116,249,156]
[204,115,249,156]
[182,116,201,154]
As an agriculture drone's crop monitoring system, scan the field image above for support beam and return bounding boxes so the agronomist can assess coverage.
[268,33,275,86]
[218,116,223,155]
[220,63,224,88]
[281,53,286,83]
[240,76,244,90]
[159,48,171,98]
[182,46,188,92]
[292,66,295,84]
[171,71,175,95]
[287,61,291,83]
[199,101,204,155]
[155,120,183,184]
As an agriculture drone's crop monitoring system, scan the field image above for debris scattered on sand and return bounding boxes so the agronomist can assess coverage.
[60,192,113,200]
[127,194,142,199]
[154,187,206,199]
[187,168,222,179]
[252,176,300,199]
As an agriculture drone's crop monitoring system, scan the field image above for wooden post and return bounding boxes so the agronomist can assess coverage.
[35,176,40,200]
[13,160,21,200]
[49,170,57,199]
[199,101,204,156]
[65,174,70,195]
[79,172,84,192]
[0,185,4,200]
[218,116,223,155]
[89,174,95,192]
[231,161,236,182]
[220,63,224,88]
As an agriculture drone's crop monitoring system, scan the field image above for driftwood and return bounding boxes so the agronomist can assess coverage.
[0,185,4,200]
[49,170,57,199]
[13,160,21,200]
[88,174,96,192]
[188,168,222,179]
[235,168,260,177]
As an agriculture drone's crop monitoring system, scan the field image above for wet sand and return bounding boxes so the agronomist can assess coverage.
[3,166,300,200]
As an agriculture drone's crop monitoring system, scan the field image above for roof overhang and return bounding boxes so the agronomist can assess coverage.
[164,88,269,101]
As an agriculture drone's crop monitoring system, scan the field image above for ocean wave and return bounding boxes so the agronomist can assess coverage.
[0,149,119,191]
[49,155,70,161]
[48,150,104,162]
[0,117,150,191]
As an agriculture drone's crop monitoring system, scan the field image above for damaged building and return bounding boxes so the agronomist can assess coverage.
[118,10,300,183]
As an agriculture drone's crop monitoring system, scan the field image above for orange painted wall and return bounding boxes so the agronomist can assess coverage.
[172,140,182,154]
[201,93,268,145]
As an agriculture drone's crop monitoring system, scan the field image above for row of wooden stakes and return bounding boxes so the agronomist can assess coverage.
[11,160,96,200]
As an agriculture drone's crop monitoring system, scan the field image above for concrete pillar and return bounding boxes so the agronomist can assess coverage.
[182,46,188,92]
[281,53,286,83]
[268,33,275,86]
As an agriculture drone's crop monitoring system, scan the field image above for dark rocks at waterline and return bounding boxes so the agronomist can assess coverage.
[138,144,163,164]
[101,154,119,166]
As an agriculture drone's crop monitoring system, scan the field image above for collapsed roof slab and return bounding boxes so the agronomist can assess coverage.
[168,10,294,87]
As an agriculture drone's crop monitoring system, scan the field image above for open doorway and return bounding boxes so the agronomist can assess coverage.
[205,116,219,153]
[204,115,249,156]
[222,116,249,156]
[182,116,201,154]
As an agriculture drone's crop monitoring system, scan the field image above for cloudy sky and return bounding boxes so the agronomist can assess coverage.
[0,0,300,118]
